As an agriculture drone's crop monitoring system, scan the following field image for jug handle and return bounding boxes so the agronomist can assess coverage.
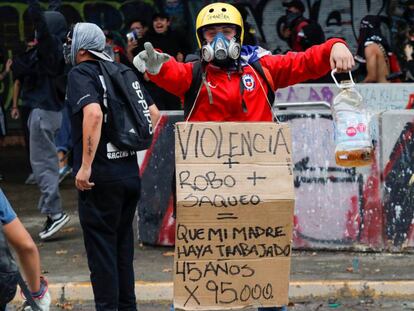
[331,69,355,88]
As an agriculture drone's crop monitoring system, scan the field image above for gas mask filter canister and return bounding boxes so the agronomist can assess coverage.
[201,32,241,63]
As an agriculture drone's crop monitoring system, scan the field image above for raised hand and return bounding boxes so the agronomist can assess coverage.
[133,42,170,74]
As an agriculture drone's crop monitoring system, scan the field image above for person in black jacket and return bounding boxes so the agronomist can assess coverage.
[0,57,12,182]
[135,12,189,110]
[403,0,414,26]
[65,22,159,310]
[24,0,70,240]
[355,15,391,83]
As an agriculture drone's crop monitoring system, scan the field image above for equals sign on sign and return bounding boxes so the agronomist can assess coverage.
[217,212,238,220]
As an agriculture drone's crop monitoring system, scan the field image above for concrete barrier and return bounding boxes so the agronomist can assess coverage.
[138,85,414,252]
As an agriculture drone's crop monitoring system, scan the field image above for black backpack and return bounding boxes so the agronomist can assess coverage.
[98,61,153,151]
[0,223,18,308]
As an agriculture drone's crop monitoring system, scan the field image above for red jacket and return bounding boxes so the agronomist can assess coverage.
[149,38,345,122]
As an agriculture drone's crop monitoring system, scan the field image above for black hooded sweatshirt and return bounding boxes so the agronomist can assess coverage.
[20,0,67,111]
[355,15,390,63]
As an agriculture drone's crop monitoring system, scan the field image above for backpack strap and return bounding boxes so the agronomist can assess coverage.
[183,61,203,119]
[99,61,130,107]
[250,60,275,108]
[239,78,248,113]
[97,65,109,122]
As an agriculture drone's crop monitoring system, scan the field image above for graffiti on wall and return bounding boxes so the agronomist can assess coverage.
[257,0,388,53]
[285,114,364,246]
[137,110,414,251]
[278,112,383,249]
[185,0,390,53]
[275,83,413,111]
[379,111,414,250]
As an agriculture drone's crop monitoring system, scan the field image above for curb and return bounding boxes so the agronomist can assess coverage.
[12,280,414,302]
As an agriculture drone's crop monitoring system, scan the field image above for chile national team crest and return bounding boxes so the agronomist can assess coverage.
[242,74,255,91]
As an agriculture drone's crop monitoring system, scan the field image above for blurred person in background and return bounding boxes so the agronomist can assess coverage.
[135,12,187,110]
[280,0,325,52]
[401,26,414,81]
[103,29,129,64]
[281,0,308,52]
[355,15,391,83]
[23,0,70,239]
[10,39,38,185]
[55,104,73,183]
[233,4,259,46]
[0,57,12,182]
[0,59,12,82]
[138,12,189,62]
[125,19,149,63]
[403,0,414,26]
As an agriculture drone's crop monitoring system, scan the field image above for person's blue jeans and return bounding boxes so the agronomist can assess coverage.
[55,105,72,154]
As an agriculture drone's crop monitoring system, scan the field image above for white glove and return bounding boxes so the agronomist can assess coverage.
[133,42,170,75]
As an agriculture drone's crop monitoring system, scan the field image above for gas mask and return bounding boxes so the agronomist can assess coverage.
[201,32,241,66]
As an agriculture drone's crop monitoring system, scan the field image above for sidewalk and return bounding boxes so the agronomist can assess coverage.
[2,146,414,303]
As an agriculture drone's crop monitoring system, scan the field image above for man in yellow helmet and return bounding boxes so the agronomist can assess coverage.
[133,2,353,122]
[134,3,354,310]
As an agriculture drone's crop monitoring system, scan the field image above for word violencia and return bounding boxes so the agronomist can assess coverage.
[176,124,290,160]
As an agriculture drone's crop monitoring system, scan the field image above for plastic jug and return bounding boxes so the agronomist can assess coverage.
[331,69,373,167]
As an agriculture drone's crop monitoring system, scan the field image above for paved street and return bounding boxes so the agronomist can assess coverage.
[8,299,414,310]
[3,146,414,309]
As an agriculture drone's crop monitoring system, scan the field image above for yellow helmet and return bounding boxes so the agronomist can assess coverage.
[195,2,244,48]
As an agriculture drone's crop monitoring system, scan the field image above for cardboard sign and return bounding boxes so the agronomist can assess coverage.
[174,122,295,310]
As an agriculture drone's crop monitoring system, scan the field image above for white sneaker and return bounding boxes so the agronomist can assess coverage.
[39,213,70,240]
[22,277,51,311]
[22,291,51,311]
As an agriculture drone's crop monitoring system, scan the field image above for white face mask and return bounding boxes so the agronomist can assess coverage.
[201,32,241,63]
